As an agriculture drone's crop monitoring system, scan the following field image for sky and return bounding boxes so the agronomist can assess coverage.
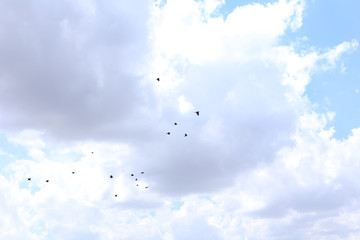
[0,0,360,239]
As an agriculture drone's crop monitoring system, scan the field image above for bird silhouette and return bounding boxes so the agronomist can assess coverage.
[28,178,31,181]
[46,180,49,182]
[156,77,160,81]
[135,178,138,181]
[131,174,134,176]
[110,175,113,178]
[145,186,149,189]
[141,172,144,174]
[174,123,178,125]
[167,132,170,135]
[72,172,75,174]
[184,133,188,137]
[115,194,118,197]
[195,111,200,116]
[136,184,139,186]
[91,152,94,154]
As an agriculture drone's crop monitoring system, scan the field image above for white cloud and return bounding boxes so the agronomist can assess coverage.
[0,0,154,141]
[0,0,359,239]
[322,39,359,67]
[177,95,194,114]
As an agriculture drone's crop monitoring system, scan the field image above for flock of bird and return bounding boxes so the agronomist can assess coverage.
[158,77,200,138]
[26,152,148,198]
[26,77,199,198]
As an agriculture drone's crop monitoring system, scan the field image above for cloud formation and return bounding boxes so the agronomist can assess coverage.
[0,0,359,239]
[0,0,154,141]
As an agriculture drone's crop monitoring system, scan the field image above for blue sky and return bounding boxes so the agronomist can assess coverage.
[1,0,360,239]
[221,0,360,139]
[299,0,360,139]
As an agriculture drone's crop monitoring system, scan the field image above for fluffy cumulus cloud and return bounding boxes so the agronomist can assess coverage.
[0,0,154,141]
[0,0,359,239]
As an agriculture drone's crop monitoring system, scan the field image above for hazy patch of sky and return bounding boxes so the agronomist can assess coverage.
[0,134,28,175]
[172,200,184,210]
[156,0,167,8]
[0,134,27,158]
[219,0,278,17]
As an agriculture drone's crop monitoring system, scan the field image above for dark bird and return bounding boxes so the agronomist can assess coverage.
[184,133,188,137]
[28,178,31,181]
[72,172,75,174]
[141,172,144,174]
[174,123,178,125]
[91,152,94,154]
[110,175,113,178]
[136,184,139,186]
[115,194,117,197]
[156,77,160,81]
[135,178,138,181]
[46,180,49,183]
[131,174,134,176]
[195,111,200,116]
[167,132,170,135]
[145,186,149,189]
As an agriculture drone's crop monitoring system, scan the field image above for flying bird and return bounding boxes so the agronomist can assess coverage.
[135,178,138,181]
[195,111,200,116]
[91,152,94,154]
[174,123,178,125]
[167,132,170,135]
[136,184,139,186]
[115,194,118,197]
[131,174,134,176]
[184,133,188,137]
[110,175,113,178]
[28,178,31,181]
[156,77,160,81]
[46,180,49,183]
[145,186,149,189]
[141,172,144,174]
[72,172,75,174]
